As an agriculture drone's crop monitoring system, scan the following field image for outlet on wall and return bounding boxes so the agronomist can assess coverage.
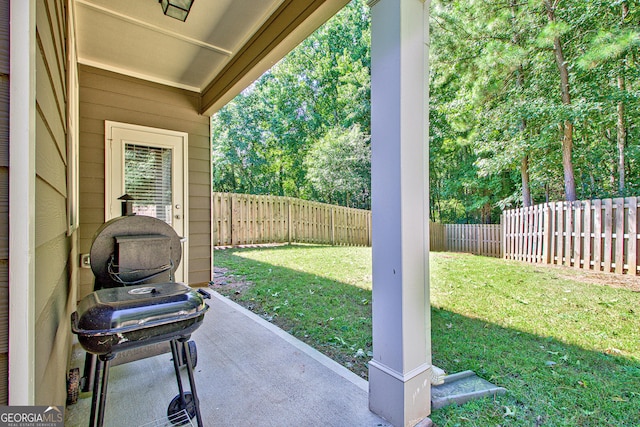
[80,253,91,268]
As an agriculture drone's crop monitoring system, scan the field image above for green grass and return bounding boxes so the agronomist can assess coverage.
[212,245,640,426]
[213,244,373,377]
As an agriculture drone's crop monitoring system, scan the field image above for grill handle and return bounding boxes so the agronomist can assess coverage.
[197,289,211,299]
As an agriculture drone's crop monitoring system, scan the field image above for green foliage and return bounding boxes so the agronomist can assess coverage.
[212,0,640,222]
[211,0,371,204]
[430,0,640,222]
[305,125,371,208]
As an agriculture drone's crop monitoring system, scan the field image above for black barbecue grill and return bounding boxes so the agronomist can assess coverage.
[72,213,209,427]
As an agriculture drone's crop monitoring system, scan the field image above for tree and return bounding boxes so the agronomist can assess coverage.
[542,0,577,201]
[576,1,640,196]
[430,0,640,223]
[211,0,371,205]
[305,125,371,209]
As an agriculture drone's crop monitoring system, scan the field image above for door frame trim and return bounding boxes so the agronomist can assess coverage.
[104,120,190,283]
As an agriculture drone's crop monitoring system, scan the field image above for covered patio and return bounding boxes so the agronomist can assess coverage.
[5,0,433,425]
[65,292,392,426]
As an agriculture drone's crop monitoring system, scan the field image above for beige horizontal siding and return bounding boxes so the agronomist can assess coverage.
[0,169,7,259]
[78,65,211,295]
[0,0,7,76]
[35,112,67,194]
[0,78,7,167]
[34,0,72,406]
[35,275,72,406]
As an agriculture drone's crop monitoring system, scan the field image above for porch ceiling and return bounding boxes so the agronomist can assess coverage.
[74,0,349,115]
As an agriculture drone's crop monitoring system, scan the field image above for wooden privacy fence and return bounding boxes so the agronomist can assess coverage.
[213,192,372,247]
[428,223,502,257]
[214,193,640,275]
[503,197,640,275]
[429,222,446,252]
[445,224,502,257]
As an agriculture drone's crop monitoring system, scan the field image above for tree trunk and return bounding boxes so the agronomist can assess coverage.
[521,155,533,207]
[512,0,532,208]
[483,201,492,224]
[617,3,629,196]
[544,0,577,201]
[561,121,576,201]
[545,183,550,203]
[617,74,626,196]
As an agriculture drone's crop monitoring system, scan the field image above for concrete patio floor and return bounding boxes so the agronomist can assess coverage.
[65,291,392,427]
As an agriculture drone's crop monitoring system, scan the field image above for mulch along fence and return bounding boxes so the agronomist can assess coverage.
[213,192,371,247]
[214,193,639,276]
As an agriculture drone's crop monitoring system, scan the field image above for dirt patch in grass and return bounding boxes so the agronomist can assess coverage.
[532,263,640,292]
[210,266,252,292]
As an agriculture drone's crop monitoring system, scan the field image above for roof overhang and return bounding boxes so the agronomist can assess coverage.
[74,0,350,116]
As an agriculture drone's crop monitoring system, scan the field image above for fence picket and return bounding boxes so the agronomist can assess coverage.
[555,202,563,265]
[543,203,552,264]
[614,198,625,274]
[604,199,613,273]
[583,200,592,270]
[628,197,637,275]
[593,199,602,271]
[563,202,572,267]
[536,204,544,263]
[574,201,582,269]
[527,206,533,262]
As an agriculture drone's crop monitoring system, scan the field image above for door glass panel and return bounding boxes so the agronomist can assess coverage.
[124,143,173,225]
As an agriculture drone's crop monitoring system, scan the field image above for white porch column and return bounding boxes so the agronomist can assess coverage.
[9,0,37,405]
[368,0,431,426]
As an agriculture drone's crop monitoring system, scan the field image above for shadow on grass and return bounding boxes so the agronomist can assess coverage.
[431,307,639,426]
[213,246,640,426]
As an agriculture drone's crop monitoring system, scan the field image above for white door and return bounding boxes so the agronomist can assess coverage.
[105,121,189,283]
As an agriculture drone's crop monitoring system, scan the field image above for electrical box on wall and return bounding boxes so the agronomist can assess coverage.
[80,253,91,268]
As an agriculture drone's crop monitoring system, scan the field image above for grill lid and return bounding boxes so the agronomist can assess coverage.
[73,282,206,335]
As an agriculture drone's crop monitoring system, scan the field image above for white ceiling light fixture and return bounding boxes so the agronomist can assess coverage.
[159,0,194,22]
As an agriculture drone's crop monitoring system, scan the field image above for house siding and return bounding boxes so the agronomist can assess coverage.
[78,65,212,298]
[0,0,8,406]
[34,0,75,405]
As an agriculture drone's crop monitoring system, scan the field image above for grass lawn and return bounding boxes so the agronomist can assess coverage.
[212,244,640,427]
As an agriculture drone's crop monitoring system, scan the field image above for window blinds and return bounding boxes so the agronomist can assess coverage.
[124,143,173,225]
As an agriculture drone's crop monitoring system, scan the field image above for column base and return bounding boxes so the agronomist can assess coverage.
[369,360,432,427]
